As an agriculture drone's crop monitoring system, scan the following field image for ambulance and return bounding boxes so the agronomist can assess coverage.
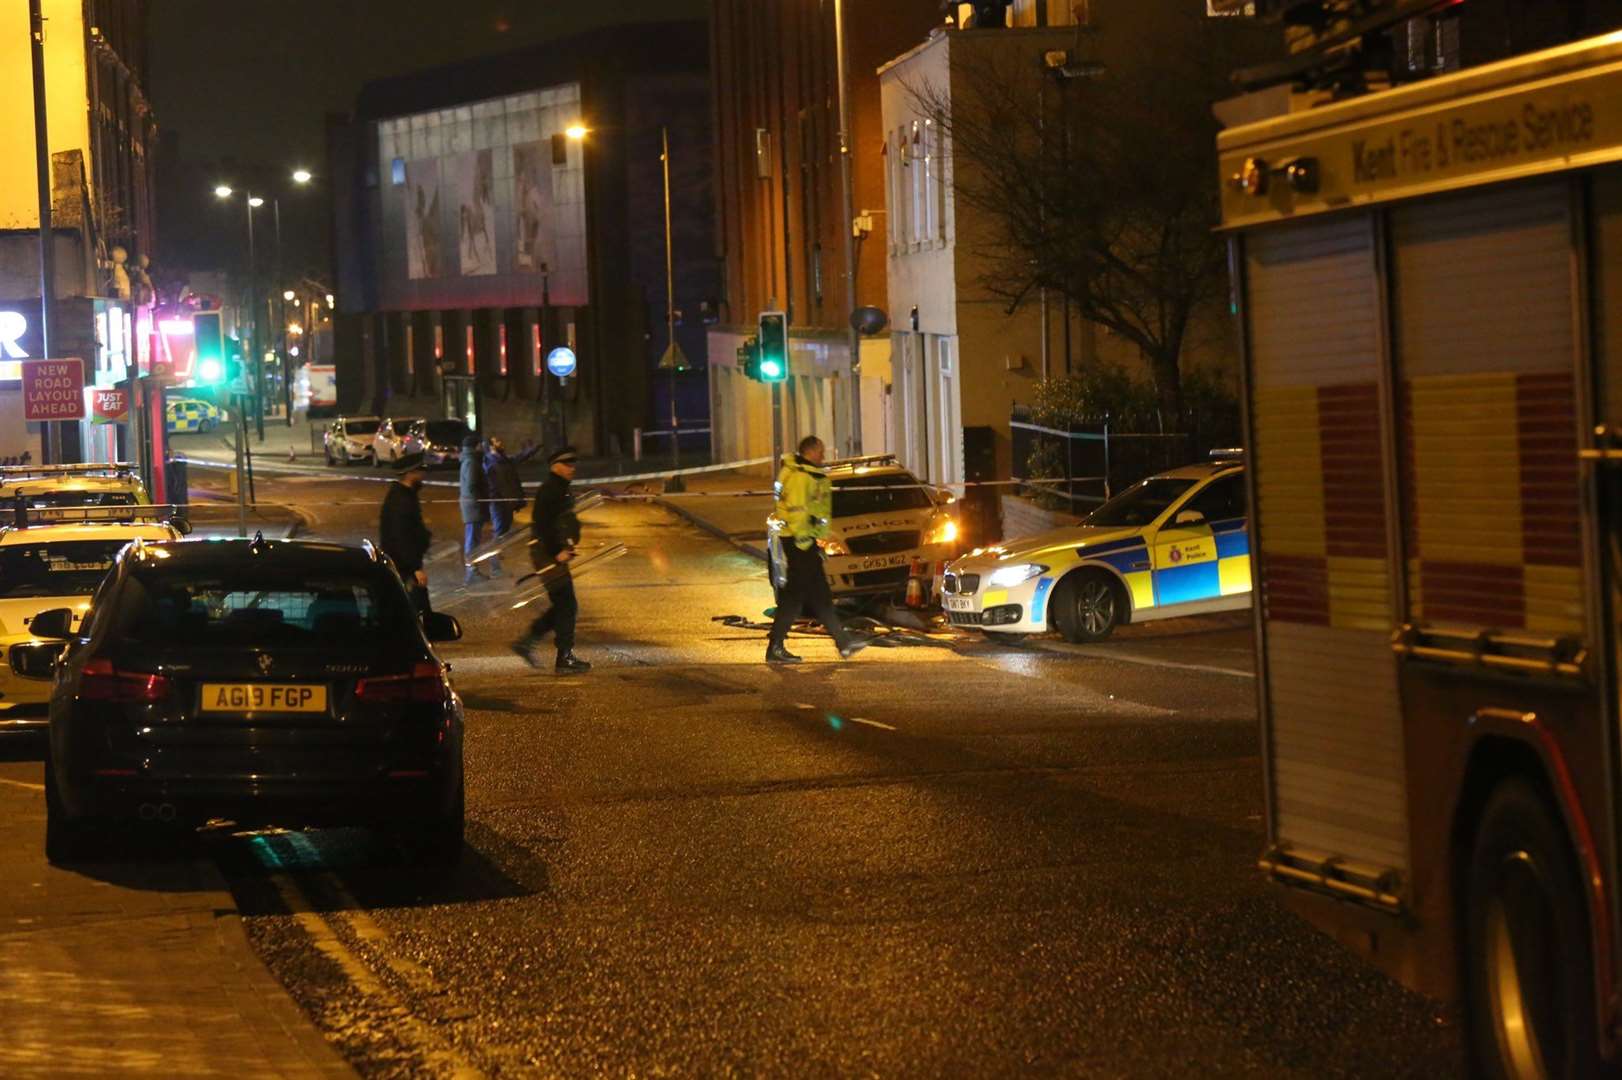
[1223,28,1622,1079]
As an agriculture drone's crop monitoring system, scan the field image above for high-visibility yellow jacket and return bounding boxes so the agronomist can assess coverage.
[775,453,831,551]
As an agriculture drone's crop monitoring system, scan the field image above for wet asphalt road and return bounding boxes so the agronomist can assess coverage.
[12,465,1465,1077]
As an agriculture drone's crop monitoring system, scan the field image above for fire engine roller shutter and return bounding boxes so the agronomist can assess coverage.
[1248,214,1409,877]
[1391,182,1582,638]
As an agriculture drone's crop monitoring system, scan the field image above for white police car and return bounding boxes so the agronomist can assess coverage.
[942,459,1250,642]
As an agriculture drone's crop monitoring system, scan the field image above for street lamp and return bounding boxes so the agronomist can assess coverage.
[216,184,265,440]
[283,289,296,302]
[565,124,588,141]
[291,168,312,185]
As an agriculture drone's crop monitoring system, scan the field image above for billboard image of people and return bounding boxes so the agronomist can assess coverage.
[406,161,443,280]
[514,141,555,273]
[455,149,497,277]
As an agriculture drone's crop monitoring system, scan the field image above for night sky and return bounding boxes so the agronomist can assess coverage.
[148,0,706,282]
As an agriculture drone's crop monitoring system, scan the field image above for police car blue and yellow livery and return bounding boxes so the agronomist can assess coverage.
[941,461,1251,642]
[165,397,222,434]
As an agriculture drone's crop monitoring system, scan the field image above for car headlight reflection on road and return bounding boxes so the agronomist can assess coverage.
[988,563,1046,588]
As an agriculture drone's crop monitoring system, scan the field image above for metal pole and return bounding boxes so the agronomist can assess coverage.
[235,401,247,537]
[29,0,61,465]
[834,0,862,456]
[663,126,684,492]
[276,198,292,426]
[248,196,264,441]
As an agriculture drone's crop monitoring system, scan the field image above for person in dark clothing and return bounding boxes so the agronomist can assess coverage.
[511,446,591,673]
[380,456,433,615]
[459,434,493,583]
[483,435,539,539]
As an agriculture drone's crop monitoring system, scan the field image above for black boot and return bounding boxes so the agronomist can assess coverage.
[555,651,592,674]
[765,642,802,664]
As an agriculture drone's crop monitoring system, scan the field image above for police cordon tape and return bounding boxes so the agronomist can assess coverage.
[173,453,1101,504]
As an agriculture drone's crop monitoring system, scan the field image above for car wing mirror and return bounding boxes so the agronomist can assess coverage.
[1174,510,1206,527]
[422,610,463,642]
[172,517,193,536]
[29,607,75,640]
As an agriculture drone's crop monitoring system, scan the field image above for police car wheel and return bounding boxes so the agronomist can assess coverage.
[1053,571,1120,643]
[1465,777,1605,1080]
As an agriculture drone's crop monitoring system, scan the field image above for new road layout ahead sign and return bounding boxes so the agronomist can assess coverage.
[23,357,85,421]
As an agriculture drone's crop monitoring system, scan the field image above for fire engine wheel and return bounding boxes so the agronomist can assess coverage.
[1053,571,1120,643]
[1465,777,1606,1080]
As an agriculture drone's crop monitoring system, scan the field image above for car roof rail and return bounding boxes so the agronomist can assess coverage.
[5,499,190,530]
[1208,448,1246,463]
[829,453,900,468]
[0,461,137,481]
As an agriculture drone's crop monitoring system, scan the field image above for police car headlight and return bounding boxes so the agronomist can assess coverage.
[988,563,1046,588]
[817,537,850,556]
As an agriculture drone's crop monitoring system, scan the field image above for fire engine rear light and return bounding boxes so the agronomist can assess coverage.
[79,657,171,703]
[355,661,448,704]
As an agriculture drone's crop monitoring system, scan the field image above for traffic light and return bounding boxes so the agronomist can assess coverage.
[757,311,787,382]
[737,336,760,381]
[193,311,225,384]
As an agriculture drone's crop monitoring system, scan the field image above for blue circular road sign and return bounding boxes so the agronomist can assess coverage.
[546,347,577,378]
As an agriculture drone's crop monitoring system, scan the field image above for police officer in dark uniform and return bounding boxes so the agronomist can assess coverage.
[380,454,433,615]
[511,446,591,673]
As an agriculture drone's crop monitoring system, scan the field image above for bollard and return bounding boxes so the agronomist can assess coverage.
[633,427,642,462]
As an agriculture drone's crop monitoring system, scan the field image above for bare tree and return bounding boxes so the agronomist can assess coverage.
[915,7,1269,417]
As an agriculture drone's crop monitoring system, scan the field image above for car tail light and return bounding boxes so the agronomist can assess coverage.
[80,657,171,703]
[355,661,449,704]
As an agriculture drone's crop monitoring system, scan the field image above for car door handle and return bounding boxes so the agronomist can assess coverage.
[1129,561,1149,571]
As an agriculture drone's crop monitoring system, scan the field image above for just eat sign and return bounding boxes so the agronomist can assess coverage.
[22,358,85,421]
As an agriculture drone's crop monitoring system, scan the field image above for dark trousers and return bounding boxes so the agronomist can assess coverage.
[408,581,432,617]
[490,503,515,537]
[770,542,846,648]
[463,520,487,564]
[528,572,577,654]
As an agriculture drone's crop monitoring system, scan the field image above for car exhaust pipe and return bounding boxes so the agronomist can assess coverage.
[138,803,158,821]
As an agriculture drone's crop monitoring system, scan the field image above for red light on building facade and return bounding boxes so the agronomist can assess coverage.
[498,324,508,375]
[532,324,543,376]
[465,326,475,374]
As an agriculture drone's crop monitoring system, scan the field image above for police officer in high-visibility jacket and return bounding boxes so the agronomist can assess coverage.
[766,435,867,664]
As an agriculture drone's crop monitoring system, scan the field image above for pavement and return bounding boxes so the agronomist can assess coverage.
[0,466,1460,1076]
[0,759,353,1079]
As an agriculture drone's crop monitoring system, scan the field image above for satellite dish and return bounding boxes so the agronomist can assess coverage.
[850,306,889,336]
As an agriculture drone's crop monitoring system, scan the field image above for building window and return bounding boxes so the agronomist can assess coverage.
[933,117,948,243]
[391,158,406,186]
[910,121,924,246]
[532,323,543,376]
[498,323,508,376]
[433,325,443,360]
[405,324,415,376]
[465,325,476,374]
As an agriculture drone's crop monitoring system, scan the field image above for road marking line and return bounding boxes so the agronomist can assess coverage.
[849,718,896,731]
[0,777,44,792]
[268,870,486,1078]
[1029,641,1255,679]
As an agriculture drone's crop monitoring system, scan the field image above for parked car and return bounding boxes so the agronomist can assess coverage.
[372,416,427,466]
[37,537,466,866]
[0,463,149,513]
[164,397,223,434]
[419,419,473,468]
[766,454,961,603]
[941,458,1250,642]
[0,508,188,740]
[323,416,381,465]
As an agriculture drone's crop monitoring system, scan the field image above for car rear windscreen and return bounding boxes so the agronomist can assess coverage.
[0,540,129,598]
[22,490,139,509]
[423,421,470,446]
[116,571,414,646]
[345,420,381,435]
[832,474,933,516]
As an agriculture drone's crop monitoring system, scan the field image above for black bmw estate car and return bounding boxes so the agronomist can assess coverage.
[35,536,465,866]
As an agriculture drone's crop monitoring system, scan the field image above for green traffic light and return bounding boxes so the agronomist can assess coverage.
[197,357,224,384]
[760,358,783,379]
